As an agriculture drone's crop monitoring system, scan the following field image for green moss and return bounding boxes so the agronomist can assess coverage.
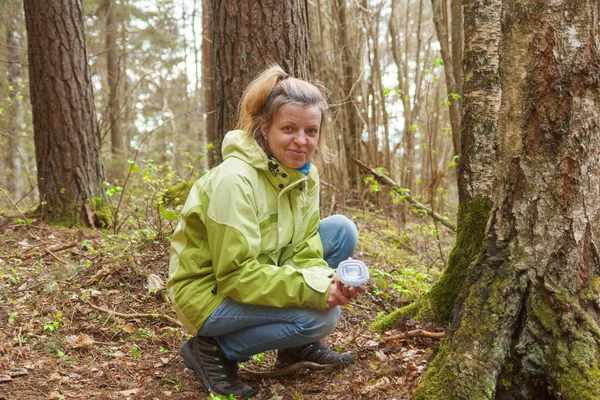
[372,196,492,332]
[370,302,420,332]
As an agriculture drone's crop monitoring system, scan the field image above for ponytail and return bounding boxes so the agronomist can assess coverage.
[237,65,288,137]
[236,64,331,162]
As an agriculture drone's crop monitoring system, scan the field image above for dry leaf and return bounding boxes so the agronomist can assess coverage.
[49,392,63,400]
[147,274,165,294]
[122,325,136,334]
[119,388,141,396]
[66,333,95,349]
[0,374,11,383]
[49,372,62,382]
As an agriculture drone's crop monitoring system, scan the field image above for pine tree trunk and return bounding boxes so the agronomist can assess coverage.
[4,6,24,200]
[24,0,106,226]
[416,1,600,398]
[212,0,311,163]
[333,0,361,188]
[105,0,124,159]
[203,0,217,168]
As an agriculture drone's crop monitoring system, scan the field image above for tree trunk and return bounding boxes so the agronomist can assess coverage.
[212,0,311,163]
[431,0,461,157]
[24,0,106,226]
[416,1,600,398]
[203,0,217,167]
[105,0,125,180]
[333,0,361,188]
[4,5,24,200]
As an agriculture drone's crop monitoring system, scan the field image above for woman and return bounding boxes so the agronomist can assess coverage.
[167,65,365,399]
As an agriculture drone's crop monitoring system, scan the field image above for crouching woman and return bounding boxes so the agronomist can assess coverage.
[167,65,365,399]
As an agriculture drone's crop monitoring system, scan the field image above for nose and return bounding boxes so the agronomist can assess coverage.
[294,131,308,146]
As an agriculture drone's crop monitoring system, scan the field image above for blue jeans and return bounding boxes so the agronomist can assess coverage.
[197,214,358,361]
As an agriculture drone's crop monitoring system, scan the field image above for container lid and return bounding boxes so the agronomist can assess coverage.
[338,259,369,287]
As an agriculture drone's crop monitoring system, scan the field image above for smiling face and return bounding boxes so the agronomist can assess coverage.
[261,104,322,169]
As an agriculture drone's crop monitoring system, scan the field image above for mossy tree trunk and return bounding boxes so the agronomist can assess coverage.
[24,0,106,226]
[211,0,311,163]
[372,0,502,331]
[415,1,600,399]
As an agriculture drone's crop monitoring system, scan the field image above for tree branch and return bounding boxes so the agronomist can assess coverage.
[353,159,456,232]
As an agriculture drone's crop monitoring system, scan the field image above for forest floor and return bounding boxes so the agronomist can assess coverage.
[0,209,452,400]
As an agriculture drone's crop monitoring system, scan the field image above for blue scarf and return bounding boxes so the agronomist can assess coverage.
[297,161,311,175]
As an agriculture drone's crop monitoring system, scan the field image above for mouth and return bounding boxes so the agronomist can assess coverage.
[287,149,305,156]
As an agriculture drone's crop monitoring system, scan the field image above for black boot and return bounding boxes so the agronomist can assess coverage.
[180,336,254,399]
[277,341,355,367]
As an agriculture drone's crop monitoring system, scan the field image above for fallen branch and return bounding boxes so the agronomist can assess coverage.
[240,361,338,379]
[79,298,182,327]
[384,329,445,341]
[21,241,78,259]
[353,159,456,232]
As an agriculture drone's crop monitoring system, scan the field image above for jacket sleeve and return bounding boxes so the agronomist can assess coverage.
[205,173,331,311]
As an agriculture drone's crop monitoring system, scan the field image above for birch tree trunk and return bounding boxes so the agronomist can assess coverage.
[24,0,106,226]
[416,1,600,398]
[212,0,311,163]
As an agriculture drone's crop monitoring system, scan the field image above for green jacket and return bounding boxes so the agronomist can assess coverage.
[167,130,333,334]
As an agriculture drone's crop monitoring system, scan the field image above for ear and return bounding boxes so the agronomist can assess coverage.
[260,120,269,141]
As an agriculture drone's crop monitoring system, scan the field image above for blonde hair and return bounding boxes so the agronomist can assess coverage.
[237,64,331,162]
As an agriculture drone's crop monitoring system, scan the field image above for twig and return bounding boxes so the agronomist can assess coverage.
[0,188,37,238]
[80,298,182,327]
[353,159,456,232]
[240,361,338,379]
[384,329,445,341]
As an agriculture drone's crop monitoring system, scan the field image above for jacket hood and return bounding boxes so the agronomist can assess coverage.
[222,130,270,171]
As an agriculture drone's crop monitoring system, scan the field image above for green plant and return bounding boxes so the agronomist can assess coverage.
[8,312,18,323]
[252,352,265,364]
[130,345,142,359]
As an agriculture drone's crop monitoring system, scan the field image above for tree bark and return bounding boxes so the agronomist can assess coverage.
[415,1,600,398]
[203,0,217,167]
[105,0,124,159]
[431,0,461,157]
[212,0,311,163]
[333,0,361,188]
[4,4,25,200]
[24,0,106,226]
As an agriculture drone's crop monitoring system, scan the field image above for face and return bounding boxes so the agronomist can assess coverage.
[262,104,322,169]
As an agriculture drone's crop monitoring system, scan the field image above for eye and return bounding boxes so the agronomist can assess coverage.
[282,126,293,132]
[306,128,319,136]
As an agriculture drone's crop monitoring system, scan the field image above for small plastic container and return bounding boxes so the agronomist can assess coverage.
[338,259,369,287]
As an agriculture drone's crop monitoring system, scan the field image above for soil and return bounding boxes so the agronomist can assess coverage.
[0,218,443,400]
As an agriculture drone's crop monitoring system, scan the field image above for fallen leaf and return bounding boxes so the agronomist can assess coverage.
[375,349,388,362]
[0,374,11,383]
[122,325,136,334]
[66,333,94,349]
[49,372,62,382]
[49,392,63,400]
[147,274,165,294]
[119,388,141,396]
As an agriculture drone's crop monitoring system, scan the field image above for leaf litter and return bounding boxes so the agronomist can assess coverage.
[0,214,449,399]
